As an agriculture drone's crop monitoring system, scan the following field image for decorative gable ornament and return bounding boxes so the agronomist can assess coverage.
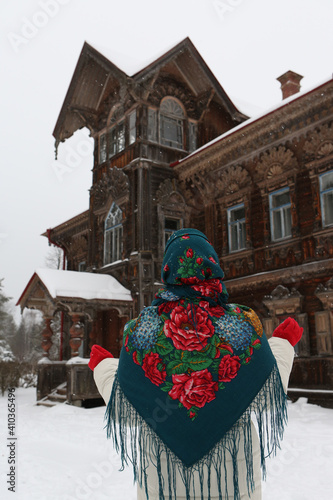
[304,123,333,159]
[217,165,251,195]
[156,178,186,208]
[256,146,297,179]
[91,166,129,209]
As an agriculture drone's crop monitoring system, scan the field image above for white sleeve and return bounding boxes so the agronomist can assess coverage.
[93,357,119,405]
[268,337,295,393]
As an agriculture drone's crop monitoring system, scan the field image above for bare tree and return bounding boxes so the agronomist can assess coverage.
[44,246,64,270]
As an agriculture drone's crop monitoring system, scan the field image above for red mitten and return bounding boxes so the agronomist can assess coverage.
[272,317,303,347]
[88,345,113,371]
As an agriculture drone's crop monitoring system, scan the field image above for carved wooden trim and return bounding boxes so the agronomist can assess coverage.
[217,165,251,196]
[256,146,297,181]
[174,81,333,182]
[148,77,196,117]
[189,171,218,206]
[304,122,333,159]
[91,166,129,209]
[156,178,186,208]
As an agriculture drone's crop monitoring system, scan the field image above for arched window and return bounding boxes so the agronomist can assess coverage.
[104,203,123,265]
[159,98,185,149]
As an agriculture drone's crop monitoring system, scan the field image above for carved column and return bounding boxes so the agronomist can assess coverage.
[69,313,85,357]
[41,317,54,358]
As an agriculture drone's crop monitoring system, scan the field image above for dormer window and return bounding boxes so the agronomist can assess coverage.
[108,120,125,158]
[98,109,137,164]
[104,203,123,265]
[160,98,184,149]
[148,97,188,150]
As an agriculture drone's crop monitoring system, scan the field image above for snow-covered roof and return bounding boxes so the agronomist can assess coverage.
[175,75,333,165]
[88,40,184,77]
[20,268,132,304]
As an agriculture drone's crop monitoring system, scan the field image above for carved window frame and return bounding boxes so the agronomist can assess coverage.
[104,202,123,265]
[159,97,184,150]
[147,97,190,151]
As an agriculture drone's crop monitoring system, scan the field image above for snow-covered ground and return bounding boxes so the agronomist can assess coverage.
[1,388,332,500]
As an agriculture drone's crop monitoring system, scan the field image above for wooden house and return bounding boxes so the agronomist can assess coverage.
[18,38,333,407]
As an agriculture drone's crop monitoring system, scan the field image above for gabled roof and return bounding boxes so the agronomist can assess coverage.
[53,42,127,148]
[17,268,133,312]
[53,38,247,149]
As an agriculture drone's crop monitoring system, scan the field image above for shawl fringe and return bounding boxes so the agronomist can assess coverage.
[105,364,287,500]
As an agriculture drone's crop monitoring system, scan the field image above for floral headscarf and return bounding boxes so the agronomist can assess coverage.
[106,229,288,500]
[153,228,229,312]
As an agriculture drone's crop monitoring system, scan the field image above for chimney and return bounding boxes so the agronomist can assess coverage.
[277,70,303,100]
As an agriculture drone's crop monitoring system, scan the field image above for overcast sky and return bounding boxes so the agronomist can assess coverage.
[1,0,333,318]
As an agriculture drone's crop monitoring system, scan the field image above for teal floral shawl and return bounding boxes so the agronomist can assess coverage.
[106,229,287,500]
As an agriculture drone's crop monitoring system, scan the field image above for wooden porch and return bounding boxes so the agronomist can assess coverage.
[17,269,133,406]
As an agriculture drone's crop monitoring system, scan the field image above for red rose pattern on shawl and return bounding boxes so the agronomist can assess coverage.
[142,352,167,386]
[218,354,241,382]
[124,238,263,420]
[169,369,218,410]
[164,303,214,351]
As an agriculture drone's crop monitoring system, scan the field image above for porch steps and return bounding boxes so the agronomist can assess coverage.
[36,382,68,407]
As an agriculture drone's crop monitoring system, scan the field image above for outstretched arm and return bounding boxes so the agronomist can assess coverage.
[89,345,119,404]
[269,318,303,392]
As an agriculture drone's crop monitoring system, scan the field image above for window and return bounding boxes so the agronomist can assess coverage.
[148,109,157,142]
[228,204,246,252]
[320,170,333,227]
[189,122,197,152]
[160,98,184,149]
[104,203,123,265]
[129,110,136,145]
[99,134,107,163]
[164,218,181,246]
[108,121,125,159]
[98,110,137,164]
[148,98,186,150]
[269,188,292,241]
